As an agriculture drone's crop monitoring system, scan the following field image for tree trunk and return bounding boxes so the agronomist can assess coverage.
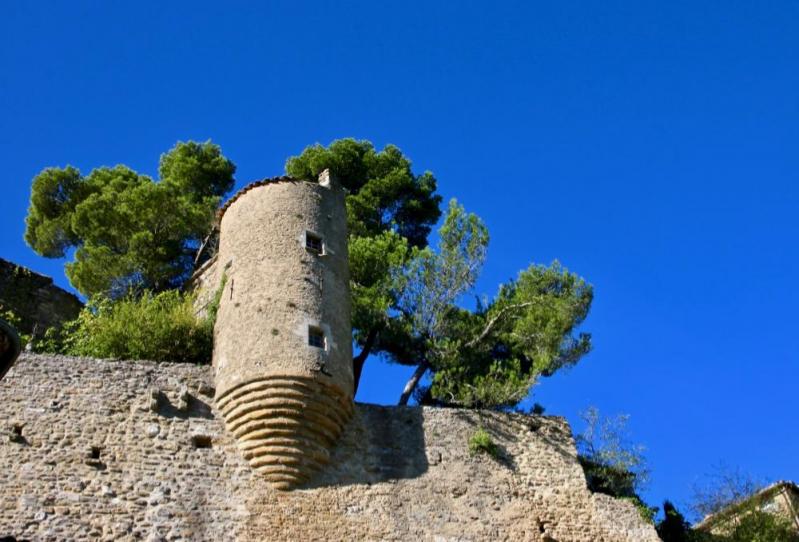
[398,360,429,405]
[352,328,378,397]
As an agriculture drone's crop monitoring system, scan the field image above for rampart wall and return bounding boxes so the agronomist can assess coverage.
[0,354,660,541]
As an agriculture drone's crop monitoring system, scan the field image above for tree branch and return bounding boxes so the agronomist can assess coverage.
[398,359,430,405]
[352,328,378,397]
[194,228,216,266]
[465,301,535,349]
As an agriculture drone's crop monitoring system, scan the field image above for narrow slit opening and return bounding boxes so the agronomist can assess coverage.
[308,326,326,349]
[305,231,324,255]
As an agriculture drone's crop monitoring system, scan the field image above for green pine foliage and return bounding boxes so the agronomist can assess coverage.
[427,260,593,408]
[24,141,235,298]
[348,231,411,335]
[285,138,442,247]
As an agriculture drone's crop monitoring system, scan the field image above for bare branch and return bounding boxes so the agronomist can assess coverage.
[398,360,430,405]
[352,328,378,396]
[465,301,535,349]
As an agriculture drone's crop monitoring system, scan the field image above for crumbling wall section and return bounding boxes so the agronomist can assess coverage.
[0,258,83,335]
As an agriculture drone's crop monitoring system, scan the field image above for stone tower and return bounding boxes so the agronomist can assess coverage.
[211,170,353,489]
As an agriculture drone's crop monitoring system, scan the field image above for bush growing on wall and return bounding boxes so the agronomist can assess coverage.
[41,290,213,364]
[468,427,499,458]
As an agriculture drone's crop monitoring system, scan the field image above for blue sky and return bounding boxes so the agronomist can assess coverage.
[2,1,797,518]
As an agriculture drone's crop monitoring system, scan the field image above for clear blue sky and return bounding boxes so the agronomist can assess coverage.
[2,1,797,518]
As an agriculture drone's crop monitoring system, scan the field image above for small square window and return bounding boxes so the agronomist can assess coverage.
[305,231,323,254]
[308,326,326,349]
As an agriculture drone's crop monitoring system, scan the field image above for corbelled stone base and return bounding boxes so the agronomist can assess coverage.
[216,375,353,489]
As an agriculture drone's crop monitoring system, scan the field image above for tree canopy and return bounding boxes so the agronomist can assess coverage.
[24,141,235,297]
[286,138,593,407]
[285,138,441,247]
[380,205,593,408]
[419,259,593,407]
[26,136,594,408]
[285,139,443,391]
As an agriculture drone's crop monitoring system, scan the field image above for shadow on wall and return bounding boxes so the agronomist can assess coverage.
[450,408,579,470]
[307,404,428,488]
[150,389,215,421]
[450,409,519,471]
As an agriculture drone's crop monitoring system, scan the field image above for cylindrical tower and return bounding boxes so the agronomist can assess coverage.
[212,170,353,489]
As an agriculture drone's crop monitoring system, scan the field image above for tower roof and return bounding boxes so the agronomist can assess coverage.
[216,176,300,221]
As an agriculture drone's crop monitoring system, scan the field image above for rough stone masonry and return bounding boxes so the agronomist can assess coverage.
[0,354,659,541]
[209,171,354,490]
[0,172,660,540]
[0,258,83,338]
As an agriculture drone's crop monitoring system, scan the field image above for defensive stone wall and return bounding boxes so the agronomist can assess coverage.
[0,258,83,336]
[0,354,659,541]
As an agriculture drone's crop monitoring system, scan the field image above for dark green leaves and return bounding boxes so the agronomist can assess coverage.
[286,139,442,247]
[24,166,86,257]
[428,261,594,408]
[24,141,235,297]
[159,140,236,200]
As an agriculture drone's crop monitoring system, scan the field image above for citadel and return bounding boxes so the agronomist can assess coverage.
[0,171,660,541]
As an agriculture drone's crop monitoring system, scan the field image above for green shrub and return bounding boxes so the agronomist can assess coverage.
[579,457,638,498]
[48,290,213,363]
[35,325,70,355]
[468,427,499,458]
[205,271,227,324]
